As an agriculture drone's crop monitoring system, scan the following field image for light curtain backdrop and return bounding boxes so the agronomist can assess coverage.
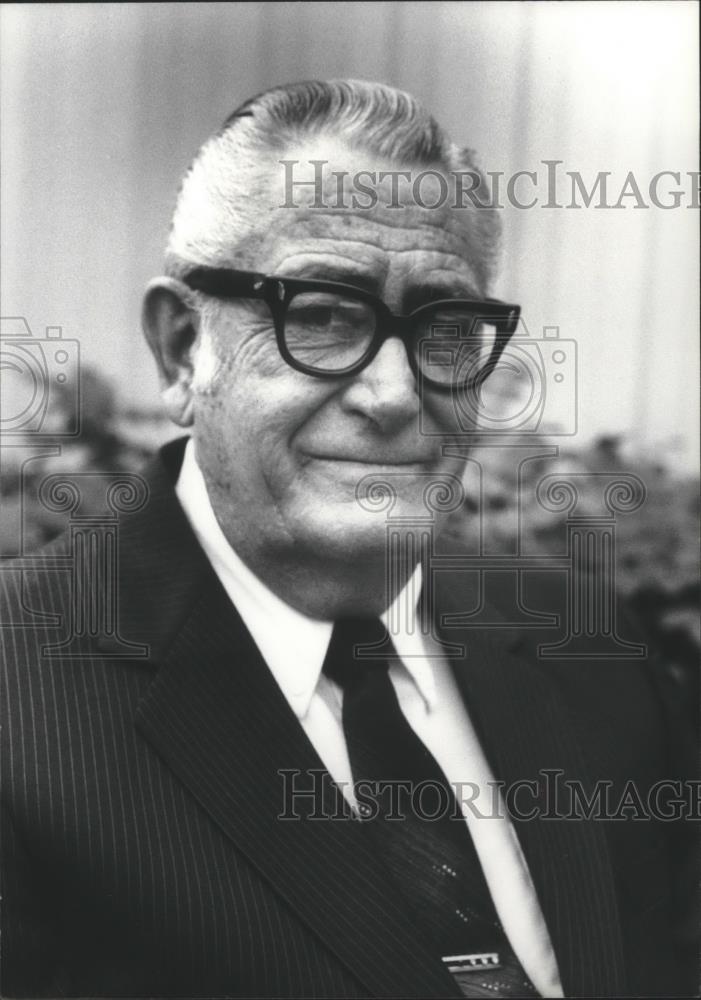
[1,1,698,468]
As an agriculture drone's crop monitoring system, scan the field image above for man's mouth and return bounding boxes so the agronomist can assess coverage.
[302,453,437,468]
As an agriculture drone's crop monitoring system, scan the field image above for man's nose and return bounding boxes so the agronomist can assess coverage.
[339,336,420,431]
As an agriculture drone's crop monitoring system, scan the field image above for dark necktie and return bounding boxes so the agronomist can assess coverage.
[322,617,540,998]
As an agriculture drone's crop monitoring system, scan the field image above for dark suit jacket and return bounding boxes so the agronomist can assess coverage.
[1,438,696,998]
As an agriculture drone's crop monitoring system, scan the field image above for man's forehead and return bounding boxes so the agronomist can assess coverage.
[263,213,480,291]
[229,142,485,291]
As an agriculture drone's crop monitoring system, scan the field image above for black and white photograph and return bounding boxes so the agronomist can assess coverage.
[1,3,698,997]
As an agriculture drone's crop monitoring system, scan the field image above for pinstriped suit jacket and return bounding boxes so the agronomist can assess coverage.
[1,438,695,998]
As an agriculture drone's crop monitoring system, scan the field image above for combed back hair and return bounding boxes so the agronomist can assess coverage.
[166,79,501,289]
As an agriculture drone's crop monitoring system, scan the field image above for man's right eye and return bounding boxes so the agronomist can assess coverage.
[287,295,373,330]
[289,304,336,328]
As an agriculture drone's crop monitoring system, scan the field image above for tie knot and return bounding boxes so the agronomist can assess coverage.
[322,617,390,690]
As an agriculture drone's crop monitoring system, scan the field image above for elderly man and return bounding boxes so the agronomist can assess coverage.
[0,80,693,999]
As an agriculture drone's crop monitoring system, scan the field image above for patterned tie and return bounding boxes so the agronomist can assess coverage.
[322,617,540,998]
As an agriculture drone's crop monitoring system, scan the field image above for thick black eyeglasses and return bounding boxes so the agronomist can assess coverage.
[181,266,520,390]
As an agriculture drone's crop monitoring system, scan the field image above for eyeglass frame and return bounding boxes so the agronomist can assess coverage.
[180,265,521,389]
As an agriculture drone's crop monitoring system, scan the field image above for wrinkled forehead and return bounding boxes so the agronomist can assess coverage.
[228,139,488,296]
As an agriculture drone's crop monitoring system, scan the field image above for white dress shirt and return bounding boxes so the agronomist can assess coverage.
[175,438,563,997]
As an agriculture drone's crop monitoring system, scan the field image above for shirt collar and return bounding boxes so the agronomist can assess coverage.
[175,437,437,718]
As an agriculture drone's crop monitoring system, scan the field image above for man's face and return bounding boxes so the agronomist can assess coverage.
[191,141,484,572]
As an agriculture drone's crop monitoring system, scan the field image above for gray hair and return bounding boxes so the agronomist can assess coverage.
[166,79,501,289]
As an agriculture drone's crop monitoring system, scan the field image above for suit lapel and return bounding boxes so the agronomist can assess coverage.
[97,437,214,659]
[434,570,627,997]
[135,572,461,998]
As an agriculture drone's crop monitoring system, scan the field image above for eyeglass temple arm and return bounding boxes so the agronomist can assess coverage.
[181,268,268,298]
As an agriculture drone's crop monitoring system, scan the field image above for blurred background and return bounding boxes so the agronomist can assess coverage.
[1,2,698,670]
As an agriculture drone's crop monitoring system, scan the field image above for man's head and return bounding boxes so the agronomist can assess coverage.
[142,80,505,616]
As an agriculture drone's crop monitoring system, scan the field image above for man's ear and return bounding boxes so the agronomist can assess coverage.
[142,277,200,427]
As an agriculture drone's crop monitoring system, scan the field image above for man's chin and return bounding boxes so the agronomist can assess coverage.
[293,517,388,563]
[287,501,435,564]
